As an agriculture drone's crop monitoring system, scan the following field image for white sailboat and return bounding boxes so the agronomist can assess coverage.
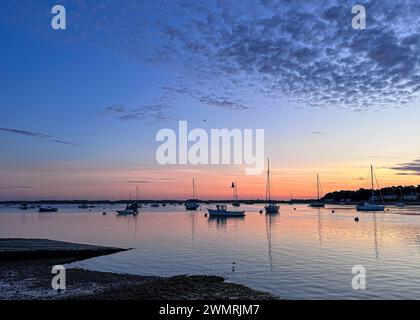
[264,158,279,214]
[356,166,385,212]
[309,174,325,208]
[185,178,200,210]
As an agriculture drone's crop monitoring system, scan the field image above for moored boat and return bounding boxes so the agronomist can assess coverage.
[309,174,325,208]
[19,203,28,210]
[356,202,385,212]
[356,165,385,212]
[185,178,199,210]
[116,202,139,215]
[264,158,279,214]
[38,206,58,213]
[207,204,245,217]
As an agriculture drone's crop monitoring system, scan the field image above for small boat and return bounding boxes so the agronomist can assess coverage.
[28,204,36,209]
[38,206,58,213]
[208,204,245,217]
[151,203,160,207]
[185,178,200,210]
[78,203,89,209]
[356,165,385,212]
[231,182,240,207]
[356,202,385,212]
[19,203,28,210]
[309,174,325,208]
[116,202,139,215]
[264,158,279,214]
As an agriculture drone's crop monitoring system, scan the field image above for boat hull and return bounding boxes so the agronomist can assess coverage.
[356,203,385,212]
[185,199,199,210]
[207,209,245,217]
[38,208,58,213]
[265,204,279,214]
[116,210,138,215]
[309,202,325,208]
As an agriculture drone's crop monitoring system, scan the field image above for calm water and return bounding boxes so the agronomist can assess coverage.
[1,203,420,299]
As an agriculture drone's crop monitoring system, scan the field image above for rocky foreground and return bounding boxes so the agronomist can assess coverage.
[0,239,277,300]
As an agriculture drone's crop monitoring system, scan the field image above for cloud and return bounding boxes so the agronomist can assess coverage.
[0,128,80,146]
[105,103,172,123]
[0,186,32,190]
[390,158,420,175]
[2,0,420,112]
[125,178,176,183]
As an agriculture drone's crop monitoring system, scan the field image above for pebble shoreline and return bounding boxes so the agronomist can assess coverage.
[0,239,278,300]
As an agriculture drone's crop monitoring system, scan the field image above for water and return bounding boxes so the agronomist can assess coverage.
[1,203,420,299]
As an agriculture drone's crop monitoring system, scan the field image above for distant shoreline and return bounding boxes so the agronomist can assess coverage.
[1,200,420,206]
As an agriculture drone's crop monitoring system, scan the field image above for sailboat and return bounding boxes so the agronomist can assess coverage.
[185,178,200,210]
[265,158,279,214]
[395,187,406,208]
[116,187,140,215]
[309,175,325,208]
[356,166,385,212]
[231,182,240,207]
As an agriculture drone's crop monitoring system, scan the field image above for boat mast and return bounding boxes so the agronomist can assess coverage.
[232,182,238,201]
[317,174,320,201]
[192,178,196,199]
[371,165,375,203]
[266,158,271,202]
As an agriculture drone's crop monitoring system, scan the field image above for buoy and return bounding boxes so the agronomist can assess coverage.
[355,217,359,222]
[259,210,263,214]
[294,208,296,210]
[332,210,335,213]
[204,213,208,217]
[103,212,106,215]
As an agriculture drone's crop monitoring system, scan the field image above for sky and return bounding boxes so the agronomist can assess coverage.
[0,0,419,200]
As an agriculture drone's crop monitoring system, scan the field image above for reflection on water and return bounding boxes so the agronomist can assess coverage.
[1,204,420,299]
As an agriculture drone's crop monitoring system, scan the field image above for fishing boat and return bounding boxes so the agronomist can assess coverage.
[264,158,279,214]
[231,182,240,207]
[185,178,200,210]
[207,204,245,217]
[38,206,58,213]
[309,174,325,208]
[356,166,385,212]
[395,187,406,208]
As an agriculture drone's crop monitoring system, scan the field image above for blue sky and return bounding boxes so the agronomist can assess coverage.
[0,0,419,200]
